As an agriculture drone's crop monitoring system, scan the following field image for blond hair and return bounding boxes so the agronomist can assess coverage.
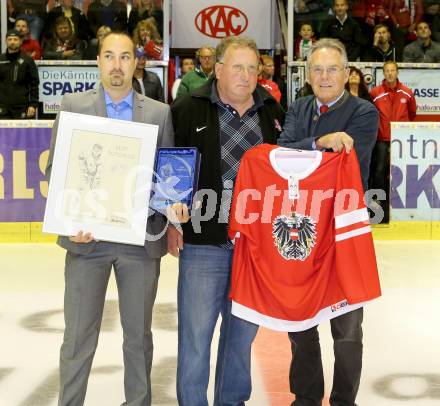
[133,18,162,45]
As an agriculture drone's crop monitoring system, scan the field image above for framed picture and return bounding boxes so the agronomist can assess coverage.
[43,111,159,245]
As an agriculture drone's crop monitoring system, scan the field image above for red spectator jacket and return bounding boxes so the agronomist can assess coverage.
[370,79,417,141]
[258,78,282,102]
[389,0,423,28]
[21,37,41,60]
[143,40,163,60]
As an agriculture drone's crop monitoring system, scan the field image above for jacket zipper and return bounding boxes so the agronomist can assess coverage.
[13,64,18,82]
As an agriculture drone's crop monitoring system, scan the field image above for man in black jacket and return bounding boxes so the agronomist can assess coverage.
[321,0,365,61]
[169,36,285,406]
[0,29,39,119]
[132,54,164,102]
[362,24,397,62]
[87,0,127,36]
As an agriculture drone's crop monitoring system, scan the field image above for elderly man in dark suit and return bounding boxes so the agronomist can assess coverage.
[46,32,175,406]
[278,38,378,406]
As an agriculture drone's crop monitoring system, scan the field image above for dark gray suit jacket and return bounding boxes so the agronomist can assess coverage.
[46,86,174,258]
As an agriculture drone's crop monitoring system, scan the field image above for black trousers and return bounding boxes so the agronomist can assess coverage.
[288,308,363,406]
[370,140,390,221]
[0,105,28,119]
[370,140,390,194]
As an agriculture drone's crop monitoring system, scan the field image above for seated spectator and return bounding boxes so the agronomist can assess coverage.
[128,0,163,37]
[46,0,91,41]
[260,54,276,80]
[83,24,111,59]
[321,0,365,61]
[345,66,372,102]
[351,0,391,47]
[10,0,47,40]
[132,52,164,101]
[133,18,163,60]
[294,22,315,61]
[171,57,195,99]
[175,45,215,98]
[364,0,391,27]
[362,23,397,61]
[389,0,424,59]
[431,7,440,42]
[403,21,440,62]
[293,0,332,36]
[87,0,127,37]
[258,55,282,102]
[262,53,287,108]
[43,15,86,60]
[14,17,41,59]
[296,81,314,98]
[423,0,440,25]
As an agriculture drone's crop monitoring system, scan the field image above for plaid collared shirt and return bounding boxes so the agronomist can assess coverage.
[210,81,264,249]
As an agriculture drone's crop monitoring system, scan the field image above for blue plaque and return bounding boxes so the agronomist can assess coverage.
[150,147,201,214]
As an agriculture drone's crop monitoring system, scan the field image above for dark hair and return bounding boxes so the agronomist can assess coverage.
[55,15,71,28]
[373,23,389,34]
[415,21,430,30]
[298,21,314,32]
[14,17,29,28]
[98,32,136,56]
[345,66,371,101]
[180,57,194,68]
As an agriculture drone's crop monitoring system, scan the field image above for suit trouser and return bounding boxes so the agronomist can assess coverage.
[288,308,363,406]
[370,140,390,196]
[58,242,160,406]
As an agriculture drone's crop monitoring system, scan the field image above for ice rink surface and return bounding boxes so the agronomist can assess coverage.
[1,241,439,405]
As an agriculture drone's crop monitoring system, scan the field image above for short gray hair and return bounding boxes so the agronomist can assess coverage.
[215,36,260,63]
[306,38,348,69]
[196,45,216,58]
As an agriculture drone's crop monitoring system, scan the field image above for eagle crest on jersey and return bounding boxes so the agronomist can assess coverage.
[272,212,317,261]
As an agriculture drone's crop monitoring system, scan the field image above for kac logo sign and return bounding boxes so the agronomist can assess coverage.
[195,5,248,38]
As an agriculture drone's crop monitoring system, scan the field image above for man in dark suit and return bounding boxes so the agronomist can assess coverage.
[278,38,378,405]
[87,0,127,36]
[46,32,174,406]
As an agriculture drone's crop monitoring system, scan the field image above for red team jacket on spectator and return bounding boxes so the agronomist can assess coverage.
[228,144,381,332]
[389,0,423,28]
[143,40,163,60]
[258,78,282,102]
[370,79,417,141]
[20,37,41,60]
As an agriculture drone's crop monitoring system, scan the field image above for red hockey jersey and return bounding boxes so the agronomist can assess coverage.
[228,144,381,332]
